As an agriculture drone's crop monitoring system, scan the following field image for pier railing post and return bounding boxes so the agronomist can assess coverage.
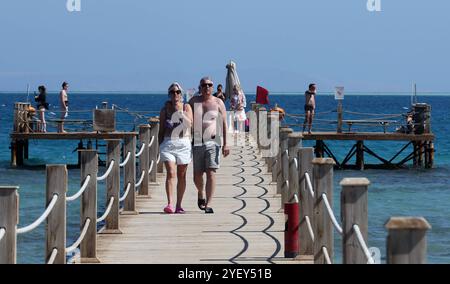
[79,149,99,263]
[138,124,150,196]
[104,139,121,234]
[279,128,293,210]
[313,158,335,264]
[149,118,160,181]
[0,186,18,264]
[287,133,302,203]
[122,136,137,214]
[341,178,370,264]
[298,147,314,256]
[385,217,431,264]
[46,165,67,264]
[266,111,274,173]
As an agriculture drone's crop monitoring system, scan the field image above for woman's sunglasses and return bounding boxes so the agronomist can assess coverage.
[170,90,182,95]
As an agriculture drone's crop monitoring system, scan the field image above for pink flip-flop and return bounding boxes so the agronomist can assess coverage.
[164,204,174,214]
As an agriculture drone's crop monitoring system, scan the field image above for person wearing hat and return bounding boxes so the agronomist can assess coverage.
[189,76,230,213]
[158,82,193,214]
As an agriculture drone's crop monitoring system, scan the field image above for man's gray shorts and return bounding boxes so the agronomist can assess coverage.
[193,144,221,173]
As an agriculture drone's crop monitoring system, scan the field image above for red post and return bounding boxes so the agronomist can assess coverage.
[284,202,299,258]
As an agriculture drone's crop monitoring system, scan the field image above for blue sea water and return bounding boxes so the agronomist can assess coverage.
[0,92,449,264]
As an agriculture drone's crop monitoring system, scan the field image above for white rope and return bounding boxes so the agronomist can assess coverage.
[322,246,332,264]
[47,248,58,264]
[119,183,131,202]
[0,228,5,242]
[353,224,375,264]
[321,193,343,235]
[148,136,155,148]
[156,154,160,164]
[135,170,145,187]
[293,158,298,170]
[17,194,59,234]
[304,172,315,198]
[119,152,131,167]
[305,216,315,242]
[65,218,91,254]
[67,175,91,202]
[97,197,115,223]
[135,143,146,157]
[293,194,299,204]
[148,160,154,174]
[97,160,115,181]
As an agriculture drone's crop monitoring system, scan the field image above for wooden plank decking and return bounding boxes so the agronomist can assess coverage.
[93,135,312,264]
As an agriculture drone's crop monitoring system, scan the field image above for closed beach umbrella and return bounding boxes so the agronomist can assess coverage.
[225,61,246,107]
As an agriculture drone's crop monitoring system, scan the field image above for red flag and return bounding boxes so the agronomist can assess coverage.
[256,86,269,105]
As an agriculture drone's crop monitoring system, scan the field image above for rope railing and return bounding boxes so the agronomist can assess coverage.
[0,227,5,242]
[148,160,154,174]
[17,194,59,234]
[47,248,58,264]
[97,197,115,223]
[135,143,146,157]
[353,224,375,264]
[293,157,298,170]
[65,218,91,254]
[321,193,343,235]
[305,216,315,242]
[322,246,332,264]
[135,170,146,188]
[148,136,155,148]
[304,172,315,198]
[119,183,131,202]
[119,152,131,168]
[67,175,91,202]
[156,154,160,164]
[97,160,115,181]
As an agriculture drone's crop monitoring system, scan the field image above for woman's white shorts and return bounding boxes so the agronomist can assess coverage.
[159,137,192,165]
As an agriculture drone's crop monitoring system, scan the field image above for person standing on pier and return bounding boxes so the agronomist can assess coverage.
[303,83,316,134]
[58,81,69,133]
[213,84,226,103]
[34,85,49,132]
[189,77,230,213]
[159,82,193,214]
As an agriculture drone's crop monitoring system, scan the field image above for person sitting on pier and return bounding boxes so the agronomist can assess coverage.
[34,85,49,133]
[159,82,193,214]
[303,83,316,134]
[189,77,230,213]
[58,81,69,133]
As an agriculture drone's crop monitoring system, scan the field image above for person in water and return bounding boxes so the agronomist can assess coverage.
[58,81,69,133]
[189,77,230,214]
[34,85,49,132]
[158,82,193,214]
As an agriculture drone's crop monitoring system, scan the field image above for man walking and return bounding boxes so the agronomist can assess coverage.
[58,81,69,133]
[303,83,316,134]
[189,77,230,213]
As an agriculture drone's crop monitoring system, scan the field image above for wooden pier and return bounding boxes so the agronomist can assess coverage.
[0,106,433,264]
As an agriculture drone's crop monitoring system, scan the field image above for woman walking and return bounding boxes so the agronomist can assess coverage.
[158,82,193,214]
[230,84,246,133]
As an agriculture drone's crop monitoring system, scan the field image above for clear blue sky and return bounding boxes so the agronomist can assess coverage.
[0,0,449,93]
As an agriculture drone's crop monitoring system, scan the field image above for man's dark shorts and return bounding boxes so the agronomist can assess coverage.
[304,104,314,112]
[193,143,221,173]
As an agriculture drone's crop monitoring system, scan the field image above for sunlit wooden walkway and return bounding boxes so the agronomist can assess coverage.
[93,135,311,264]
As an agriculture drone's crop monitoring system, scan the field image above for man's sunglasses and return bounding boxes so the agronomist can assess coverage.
[201,83,213,88]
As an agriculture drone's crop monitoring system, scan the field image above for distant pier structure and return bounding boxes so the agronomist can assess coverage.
[257,102,435,170]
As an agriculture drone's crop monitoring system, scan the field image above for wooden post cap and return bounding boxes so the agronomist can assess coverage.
[258,107,267,111]
[385,217,431,230]
[78,149,97,153]
[0,186,19,192]
[139,124,151,128]
[340,178,370,187]
[280,128,294,133]
[288,133,304,139]
[312,158,335,165]
[148,118,159,124]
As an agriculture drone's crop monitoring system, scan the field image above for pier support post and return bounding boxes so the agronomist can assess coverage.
[278,128,293,210]
[356,141,364,170]
[337,101,343,133]
[79,149,100,263]
[341,178,370,264]
[0,186,18,264]
[138,125,150,196]
[266,111,274,173]
[258,108,268,160]
[385,217,431,264]
[103,139,121,234]
[418,141,424,168]
[148,119,159,184]
[122,136,137,214]
[312,158,335,264]
[298,147,314,256]
[315,140,324,158]
[10,141,17,167]
[46,165,67,264]
[287,133,302,203]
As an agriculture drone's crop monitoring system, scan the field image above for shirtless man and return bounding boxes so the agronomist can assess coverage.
[189,77,230,213]
[58,82,69,133]
[303,83,316,134]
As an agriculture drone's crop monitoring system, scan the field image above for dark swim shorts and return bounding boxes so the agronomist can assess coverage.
[304,104,314,112]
